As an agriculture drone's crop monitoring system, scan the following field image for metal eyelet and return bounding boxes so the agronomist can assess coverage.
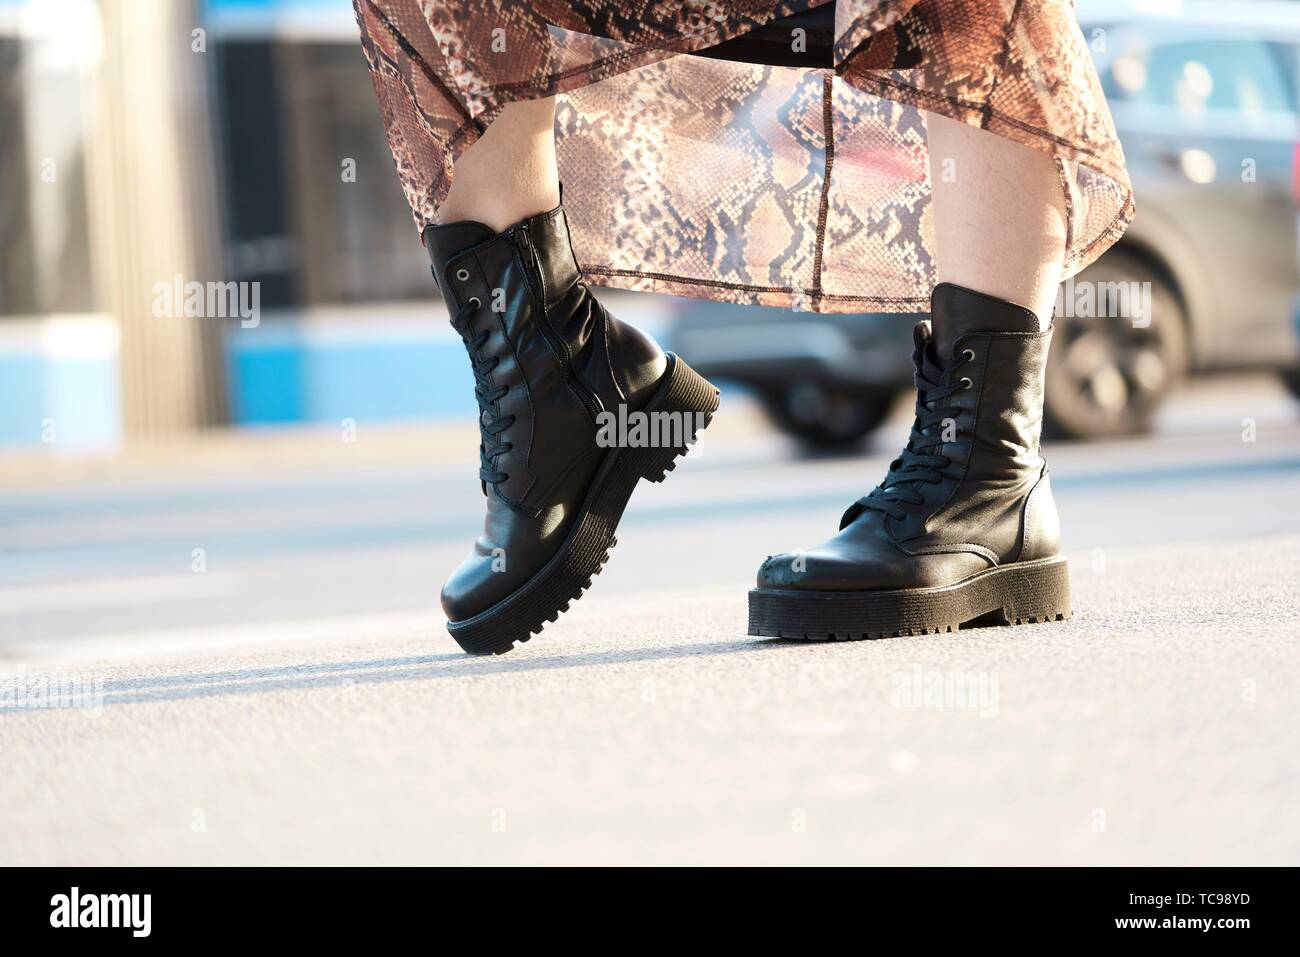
[960,377,973,390]
[455,267,470,282]
[466,296,481,310]
[961,348,976,362]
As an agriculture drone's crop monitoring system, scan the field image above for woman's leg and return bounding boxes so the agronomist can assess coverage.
[437,98,560,231]
[926,112,1067,328]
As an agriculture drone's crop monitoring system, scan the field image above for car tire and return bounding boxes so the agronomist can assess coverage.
[1043,249,1187,440]
[758,382,897,449]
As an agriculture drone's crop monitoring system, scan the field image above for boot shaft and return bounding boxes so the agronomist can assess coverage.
[422,204,665,512]
[424,206,582,316]
[927,283,1051,487]
[850,283,1056,559]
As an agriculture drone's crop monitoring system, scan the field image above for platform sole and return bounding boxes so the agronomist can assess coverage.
[447,354,719,655]
[748,555,1072,640]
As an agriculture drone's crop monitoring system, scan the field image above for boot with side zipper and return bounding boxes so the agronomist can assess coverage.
[427,202,719,654]
[749,283,1071,639]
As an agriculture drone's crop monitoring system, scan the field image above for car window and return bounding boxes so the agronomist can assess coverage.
[1103,39,1296,117]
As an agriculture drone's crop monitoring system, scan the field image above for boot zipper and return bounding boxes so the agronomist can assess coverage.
[508,222,603,421]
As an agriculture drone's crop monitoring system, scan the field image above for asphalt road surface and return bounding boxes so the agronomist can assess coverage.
[2,374,1298,865]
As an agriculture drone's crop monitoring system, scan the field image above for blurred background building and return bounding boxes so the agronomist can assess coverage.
[1,0,456,453]
[2,0,1299,453]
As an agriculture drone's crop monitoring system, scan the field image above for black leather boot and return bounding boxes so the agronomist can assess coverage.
[749,283,1071,639]
[426,202,719,654]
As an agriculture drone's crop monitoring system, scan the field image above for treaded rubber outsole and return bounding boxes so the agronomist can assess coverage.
[747,555,1072,640]
[447,353,720,655]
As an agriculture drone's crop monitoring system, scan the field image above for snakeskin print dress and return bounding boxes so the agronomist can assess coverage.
[353,0,1133,313]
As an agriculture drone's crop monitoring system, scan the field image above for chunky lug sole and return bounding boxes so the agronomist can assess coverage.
[447,354,720,655]
[748,555,1071,640]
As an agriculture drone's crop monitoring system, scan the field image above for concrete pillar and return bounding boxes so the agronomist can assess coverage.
[85,0,227,436]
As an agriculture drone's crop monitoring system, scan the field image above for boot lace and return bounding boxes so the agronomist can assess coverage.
[855,339,974,522]
[453,296,514,486]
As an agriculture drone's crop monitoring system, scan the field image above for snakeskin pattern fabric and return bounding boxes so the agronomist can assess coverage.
[354,0,1132,312]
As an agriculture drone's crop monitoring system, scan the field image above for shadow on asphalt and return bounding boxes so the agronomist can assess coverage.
[10,639,820,710]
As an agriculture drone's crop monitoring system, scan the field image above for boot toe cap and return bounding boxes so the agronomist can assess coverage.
[441,554,512,623]
[440,578,486,624]
[756,549,873,590]
[756,552,808,588]
[756,544,989,592]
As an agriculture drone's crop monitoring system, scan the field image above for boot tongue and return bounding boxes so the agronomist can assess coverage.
[422,220,497,291]
[930,282,1041,360]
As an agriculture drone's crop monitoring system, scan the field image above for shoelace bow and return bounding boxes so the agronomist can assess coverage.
[856,342,974,521]
[453,297,515,486]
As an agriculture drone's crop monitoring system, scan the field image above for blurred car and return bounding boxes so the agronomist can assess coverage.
[667,303,916,447]
[671,0,1300,446]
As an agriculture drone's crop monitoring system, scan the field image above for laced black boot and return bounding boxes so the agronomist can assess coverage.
[426,202,720,654]
[749,283,1071,639]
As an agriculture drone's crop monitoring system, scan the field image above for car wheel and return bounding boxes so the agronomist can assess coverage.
[1044,250,1187,440]
[758,382,897,448]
